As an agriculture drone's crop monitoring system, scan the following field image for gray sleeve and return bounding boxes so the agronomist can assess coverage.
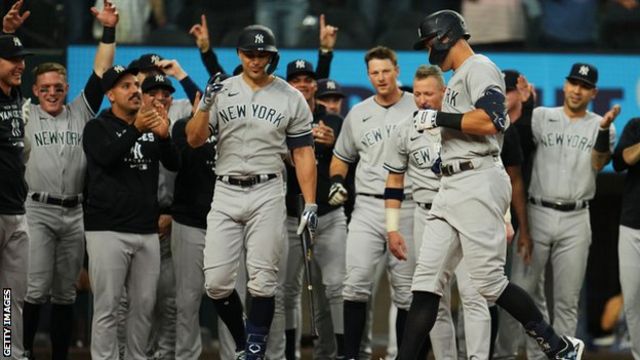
[333,112,357,163]
[531,107,544,145]
[286,92,313,138]
[384,122,409,173]
[69,92,96,123]
[467,62,504,104]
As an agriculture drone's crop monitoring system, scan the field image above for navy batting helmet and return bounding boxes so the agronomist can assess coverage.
[413,10,470,66]
[237,25,280,74]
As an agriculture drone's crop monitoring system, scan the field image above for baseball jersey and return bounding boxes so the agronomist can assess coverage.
[528,106,616,201]
[24,93,95,196]
[208,75,313,176]
[613,118,640,229]
[168,98,192,124]
[334,92,417,195]
[0,87,27,214]
[82,109,180,234]
[440,54,505,163]
[384,116,441,203]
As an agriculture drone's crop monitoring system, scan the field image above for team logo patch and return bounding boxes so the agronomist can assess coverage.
[295,60,306,69]
[254,34,264,44]
[155,74,165,82]
[326,81,336,90]
[113,65,125,73]
[13,37,22,47]
[579,65,589,76]
[151,55,160,64]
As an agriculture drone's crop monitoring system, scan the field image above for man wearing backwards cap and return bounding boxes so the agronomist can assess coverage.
[507,62,620,359]
[82,64,179,360]
[316,78,346,116]
[0,25,32,359]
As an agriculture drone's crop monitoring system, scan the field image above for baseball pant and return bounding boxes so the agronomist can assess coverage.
[509,204,590,360]
[86,231,160,360]
[283,208,347,358]
[619,225,640,360]
[412,165,511,304]
[147,234,176,360]
[171,221,206,360]
[218,220,288,360]
[0,214,29,360]
[24,200,84,305]
[343,195,415,309]
[204,177,285,300]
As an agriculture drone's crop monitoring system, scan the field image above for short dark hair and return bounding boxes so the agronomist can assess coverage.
[32,62,67,80]
[414,65,444,88]
[364,46,398,68]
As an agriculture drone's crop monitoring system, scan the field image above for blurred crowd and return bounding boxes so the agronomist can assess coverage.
[5,0,640,51]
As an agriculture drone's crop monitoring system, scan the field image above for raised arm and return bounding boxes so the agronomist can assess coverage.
[316,14,338,79]
[189,14,227,76]
[90,0,118,77]
[2,0,30,34]
[592,104,620,171]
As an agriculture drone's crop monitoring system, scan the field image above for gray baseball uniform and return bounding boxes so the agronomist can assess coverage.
[411,54,511,303]
[385,117,491,359]
[334,91,417,307]
[509,106,615,359]
[613,117,640,360]
[203,74,313,298]
[23,93,94,306]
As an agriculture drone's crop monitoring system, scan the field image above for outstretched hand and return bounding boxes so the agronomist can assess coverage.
[319,14,338,51]
[2,0,30,33]
[90,0,119,28]
[189,14,211,53]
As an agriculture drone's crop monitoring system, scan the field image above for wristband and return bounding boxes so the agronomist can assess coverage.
[384,187,404,201]
[593,127,610,152]
[435,112,463,130]
[330,175,345,184]
[101,26,116,44]
[385,208,400,233]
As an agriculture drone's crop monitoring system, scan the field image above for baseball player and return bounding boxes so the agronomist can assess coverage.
[185,25,317,360]
[398,10,584,360]
[170,93,217,360]
[612,117,640,360]
[82,64,179,360]
[316,78,346,116]
[0,30,31,360]
[282,59,346,359]
[385,64,500,359]
[328,45,417,359]
[3,2,118,359]
[508,63,618,359]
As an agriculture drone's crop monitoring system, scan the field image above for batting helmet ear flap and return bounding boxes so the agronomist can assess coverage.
[265,52,280,75]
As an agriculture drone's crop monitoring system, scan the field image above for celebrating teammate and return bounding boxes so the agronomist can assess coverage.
[398,10,584,360]
[328,46,417,359]
[508,63,618,359]
[185,25,317,360]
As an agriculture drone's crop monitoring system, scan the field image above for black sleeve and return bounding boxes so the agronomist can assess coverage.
[179,76,202,103]
[158,136,180,172]
[200,49,227,77]
[82,119,141,168]
[613,118,640,172]
[501,126,524,167]
[326,114,343,144]
[515,98,536,161]
[171,118,189,153]
[83,72,104,115]
[315,50,333,79]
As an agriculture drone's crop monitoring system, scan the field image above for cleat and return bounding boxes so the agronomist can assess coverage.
[553,336,584,360]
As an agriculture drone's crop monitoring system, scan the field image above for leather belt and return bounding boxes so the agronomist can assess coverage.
[416,202,432,210]
[441,161,475,176]
[441,156,502,177]
[31,193,81,208]
[217,174,277,187]
[528,197,589,212]
[358,193,413,201]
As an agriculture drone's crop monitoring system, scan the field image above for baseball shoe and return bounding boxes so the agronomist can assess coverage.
[235,350,246,360]
[553,336,584,360]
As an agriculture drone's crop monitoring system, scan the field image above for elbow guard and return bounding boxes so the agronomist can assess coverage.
[475,88,507,132]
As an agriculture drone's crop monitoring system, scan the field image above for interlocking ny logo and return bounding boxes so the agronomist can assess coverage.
[254,34,264,44]
[155,74,165,82]
[295,60,306,69]
[151,55,160,64]
[326,81,336,90]
[13,37,22,47]
[579,65,589,76]
[130,142,143,160]
[113,65,125,73]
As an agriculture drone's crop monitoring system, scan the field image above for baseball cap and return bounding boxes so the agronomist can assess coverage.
[101,64,139,91]
[0,35,33,59]
[566,63,598,88]
[141,74,175,94]
[502,70,520,91]
[286,59,316,81]
[316,79,345,99]
[137,53,163,72]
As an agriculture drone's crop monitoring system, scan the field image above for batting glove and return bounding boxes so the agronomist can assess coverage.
[413,109,438,132]
[198,72,224,112]
[328,181,348,206]
[297,203,318,238]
